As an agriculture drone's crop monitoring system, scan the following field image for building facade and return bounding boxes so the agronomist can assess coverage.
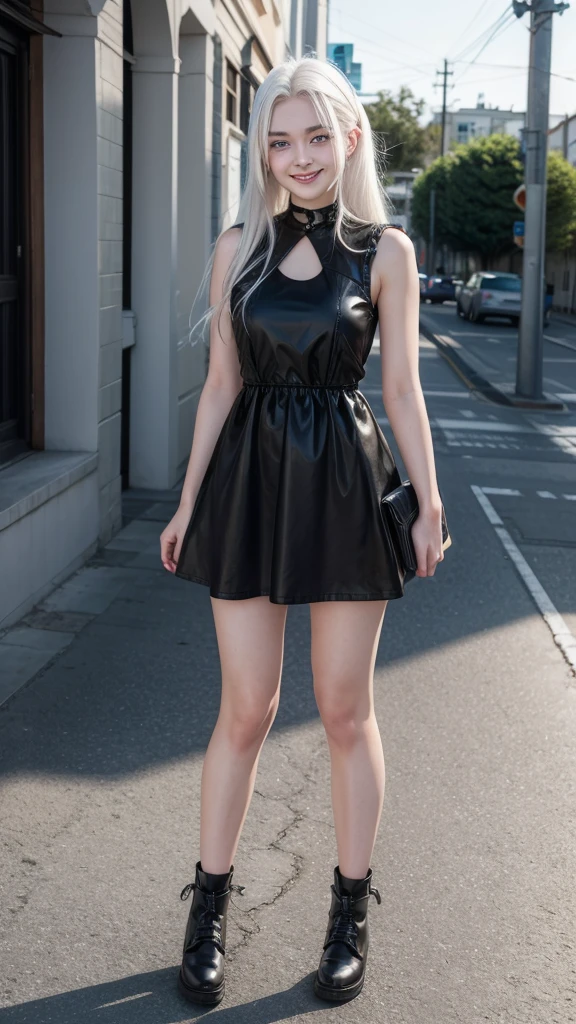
[548,111,576,168]
[434,94,525,153]
[0,0,327,628]
[326,42,361,92]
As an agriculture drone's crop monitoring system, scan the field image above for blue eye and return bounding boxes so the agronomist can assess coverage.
[312,134,330,143]
[270,140,289,149]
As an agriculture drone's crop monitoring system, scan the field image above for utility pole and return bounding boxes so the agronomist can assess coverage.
[435,59,453,156]
[513,0,569,401]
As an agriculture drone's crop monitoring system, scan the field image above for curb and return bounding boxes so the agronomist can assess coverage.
[419,318,567,412]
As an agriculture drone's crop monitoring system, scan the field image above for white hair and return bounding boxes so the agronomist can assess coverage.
[189,54,393,343]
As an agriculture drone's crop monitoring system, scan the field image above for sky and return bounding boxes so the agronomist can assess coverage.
[327,0,576,123]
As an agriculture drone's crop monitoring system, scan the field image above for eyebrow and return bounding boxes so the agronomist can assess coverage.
[268,124,325,137]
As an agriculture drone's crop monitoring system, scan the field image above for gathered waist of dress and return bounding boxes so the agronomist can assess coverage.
[242,380,359,391]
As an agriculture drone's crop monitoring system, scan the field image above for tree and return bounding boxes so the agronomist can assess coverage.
[411,134,576,262]
[364,86,428,172]
[545,149,576,251]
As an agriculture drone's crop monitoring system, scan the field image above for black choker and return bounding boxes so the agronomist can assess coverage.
[288,199,338,232]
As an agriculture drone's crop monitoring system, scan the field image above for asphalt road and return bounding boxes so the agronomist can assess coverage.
[1,332,575,1024]
[420,300,576,405]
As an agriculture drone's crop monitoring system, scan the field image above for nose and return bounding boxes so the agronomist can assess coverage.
[293,143,313,168]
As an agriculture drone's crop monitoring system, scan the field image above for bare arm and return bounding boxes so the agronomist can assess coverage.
[372,227,444,578]
[160,227,243,572]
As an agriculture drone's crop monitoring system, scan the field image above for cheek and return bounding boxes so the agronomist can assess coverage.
[322,145,336,171]
[268,149,291,179]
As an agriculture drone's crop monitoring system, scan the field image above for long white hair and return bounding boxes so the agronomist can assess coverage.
[189,54,392,342]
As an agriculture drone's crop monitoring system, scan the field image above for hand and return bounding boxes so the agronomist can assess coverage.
[160,505,193,573]
[411,507,444,578]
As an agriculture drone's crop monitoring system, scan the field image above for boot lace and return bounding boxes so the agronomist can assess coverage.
[179,882,246,954]
[324,884,382,954]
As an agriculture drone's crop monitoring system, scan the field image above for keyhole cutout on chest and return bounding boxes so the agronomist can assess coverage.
[277,235,324,281]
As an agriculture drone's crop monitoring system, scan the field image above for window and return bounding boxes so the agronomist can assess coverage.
[480,275,521,292]
[226,61,238,125]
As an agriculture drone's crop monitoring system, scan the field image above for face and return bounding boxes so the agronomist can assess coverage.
[267,94,360,209]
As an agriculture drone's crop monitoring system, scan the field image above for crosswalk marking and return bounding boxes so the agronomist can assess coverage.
[477,486,576,502]
[481,488,522,496]
[436,419,537,433]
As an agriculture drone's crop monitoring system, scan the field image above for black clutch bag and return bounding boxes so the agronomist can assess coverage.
[381,481,451,580]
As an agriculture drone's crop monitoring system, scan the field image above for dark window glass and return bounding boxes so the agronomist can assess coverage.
[226,61,238,124]
[0,23,28,463]
[481,276,521,292]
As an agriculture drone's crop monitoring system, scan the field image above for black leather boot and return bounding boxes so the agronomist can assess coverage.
[177,860,245,1005]
[314,864,382,1003]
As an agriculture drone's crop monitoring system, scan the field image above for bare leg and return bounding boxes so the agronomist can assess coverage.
[199,595,288,874]
[310,600,388,879]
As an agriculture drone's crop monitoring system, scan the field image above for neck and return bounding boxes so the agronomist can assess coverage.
[288,195,339,231]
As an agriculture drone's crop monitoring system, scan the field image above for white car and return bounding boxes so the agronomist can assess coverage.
[456,272,522,325]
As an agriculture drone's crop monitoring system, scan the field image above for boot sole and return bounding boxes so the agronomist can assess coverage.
[314,973,365,1003]
[178,968,225,1005]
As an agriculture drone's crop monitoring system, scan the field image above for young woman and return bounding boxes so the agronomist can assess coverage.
[160,55,444,1006]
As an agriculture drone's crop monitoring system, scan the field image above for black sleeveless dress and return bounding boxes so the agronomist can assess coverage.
[174,201,407,604]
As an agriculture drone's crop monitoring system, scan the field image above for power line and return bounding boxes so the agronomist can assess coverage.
[451,8,515,63]
[453,12,518,85]
[447,0,502,57]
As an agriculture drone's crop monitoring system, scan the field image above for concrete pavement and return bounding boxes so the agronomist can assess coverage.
[1,337,576,1023]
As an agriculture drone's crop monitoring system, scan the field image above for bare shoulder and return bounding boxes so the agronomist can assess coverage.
[373,224,417,284]
[375,224,415,260]
[214,225,243,264]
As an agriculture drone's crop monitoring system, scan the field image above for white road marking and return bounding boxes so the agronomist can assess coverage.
[446,440,519,449]
[544,334,576,353]
[529,420,576,458]
[362,388,471,399]
[537,490,557,499]
[460,409,477,418]
[558,393,576,401]
[481,487,523,496]
[472,485,576,676]
[422,390,472,398]
[487,338,501,344]
[436,419,537,433]
[564,494,576,501]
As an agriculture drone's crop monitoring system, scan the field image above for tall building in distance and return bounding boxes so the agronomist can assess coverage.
[327,43,362,92]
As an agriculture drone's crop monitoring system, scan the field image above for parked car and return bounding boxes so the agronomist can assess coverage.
[456,272,553,326]
[456,272,522,325]
[421,274,462,303]
[418,273,427,300]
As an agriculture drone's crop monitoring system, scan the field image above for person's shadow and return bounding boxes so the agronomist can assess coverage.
[0,967,333,1023]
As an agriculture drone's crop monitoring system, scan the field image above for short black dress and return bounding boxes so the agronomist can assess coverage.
[175,200,408,604]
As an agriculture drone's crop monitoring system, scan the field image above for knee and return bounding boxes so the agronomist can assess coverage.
[314,681,368,749]
[220,688,279,753]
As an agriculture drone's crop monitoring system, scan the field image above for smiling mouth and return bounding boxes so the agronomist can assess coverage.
[291,170,323,183]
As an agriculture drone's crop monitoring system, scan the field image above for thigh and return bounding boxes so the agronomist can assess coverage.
[310,601,388,709]
[210,595,289,710]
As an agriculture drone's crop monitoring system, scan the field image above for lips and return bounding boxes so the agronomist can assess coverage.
[291,170,323,184]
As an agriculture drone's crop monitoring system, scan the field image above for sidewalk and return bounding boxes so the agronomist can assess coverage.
[0,487,183,707]
[419,309,575,411]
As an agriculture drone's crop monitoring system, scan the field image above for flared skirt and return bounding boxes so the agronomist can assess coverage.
[174,384,406,604]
